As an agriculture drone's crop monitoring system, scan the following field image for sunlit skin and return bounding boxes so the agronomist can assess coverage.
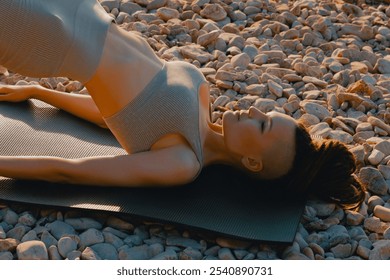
[0,22,298,187]
[212,107,297,179]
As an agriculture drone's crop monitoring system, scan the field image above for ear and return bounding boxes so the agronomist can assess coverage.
[241,156,263,172]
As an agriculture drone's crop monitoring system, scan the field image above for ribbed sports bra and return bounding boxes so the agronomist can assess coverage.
[104,61,207,167]
[0,0,113,84]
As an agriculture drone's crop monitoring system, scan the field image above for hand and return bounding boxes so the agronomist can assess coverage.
[0,84,35,102]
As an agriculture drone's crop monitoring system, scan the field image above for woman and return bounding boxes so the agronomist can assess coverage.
[0,0,365,209]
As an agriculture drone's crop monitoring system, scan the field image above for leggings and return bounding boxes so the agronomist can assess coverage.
[0,0,113,83]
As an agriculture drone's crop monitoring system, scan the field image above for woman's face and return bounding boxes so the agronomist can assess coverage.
[222,106,297,178]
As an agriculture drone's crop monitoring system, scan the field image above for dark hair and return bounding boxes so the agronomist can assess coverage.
[279,122,366,210]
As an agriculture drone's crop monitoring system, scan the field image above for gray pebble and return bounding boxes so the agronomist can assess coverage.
[6,225,26,241]
[148,243,164,258]
[16,240,48,260]
[102,227,129,239]
[48,245,62,260]
[330,243,352,259]
[0,225,6,239]
[64,218,103,231]
[0,251,13,260]
[21,230,38,242]
[66,250,82,260]
[218,248,236,260]
[179,247,203,260]
[81,247,102,260]
[0,238,19,252]
[90,243,119,260]
[58,236,78,258]
[150,249,178,260]
[18,212,37,227]
[369,240,390,260]
[119,244,151,260]
[204,245,220,257]
[3,209,19,225]
[40,230,58,248]
[124,234,143,246]
[166,236,202,250]
[106,216,134,232]
[79,228,104,247]
[47,220,76,240]
[103,231,125,249]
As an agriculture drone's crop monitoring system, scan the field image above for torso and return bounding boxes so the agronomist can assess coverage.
[85,24,211,175]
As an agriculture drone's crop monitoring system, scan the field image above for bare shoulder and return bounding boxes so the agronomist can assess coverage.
[158,145,201,184]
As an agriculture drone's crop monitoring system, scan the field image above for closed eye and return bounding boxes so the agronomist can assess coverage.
[260,121,265,132]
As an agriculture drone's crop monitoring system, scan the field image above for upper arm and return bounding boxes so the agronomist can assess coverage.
[63,146,201,187]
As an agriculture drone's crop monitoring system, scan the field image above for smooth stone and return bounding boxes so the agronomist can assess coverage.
[328,130,353,144]
[215,237,251,250]
[18,212,37,227]
[64,218,103,231]
[148,243,164,258]
[3,209,19,226]
[6,225,26,241]
[306,201,336,217]
[21,230,39,242]
[102,227,129,239]
[373,205,390,222]
[66,250,82,260]
[81,247,102,260]
[302,102,330,121]
[326,225,350,247]
[48,245,62,260]
[245,84,267,96]
[200,4,227,21]
[375,58,390,74]
[231,53,251,69]
[166,236,202,250]
[156,7,179,21]
[197,30,221,47]
[79,228,104,248]
[0,251,13,260]
[359,167,388,196]
[90,243,119,260]
[119,244,151,260]
[330,243,352,259]
[106,216,134,232]
[40,230,58,248]
[369,240,390,260]
[267,79,283,97]
[218,248,236,260]
[58,236,78,258]
[179,248,203,260]
[384,227,390,240]
[368,149,386,166]
[0,225,6,239]
[47,220,76,240]
[103,231,125,249]
[150,249,178,260]
[364,217,389,234]
[16,241,48,260]
[374,141,390,156]
[368,196,385,213]
[346,211,365,226]
[0,238,19,252]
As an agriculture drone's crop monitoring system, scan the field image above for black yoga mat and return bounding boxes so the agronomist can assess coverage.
[0,100,305,244]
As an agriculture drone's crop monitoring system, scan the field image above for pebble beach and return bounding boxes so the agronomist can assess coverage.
[1,0,390,260]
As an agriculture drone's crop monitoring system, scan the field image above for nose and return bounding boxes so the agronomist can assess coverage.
[248,106,268,120]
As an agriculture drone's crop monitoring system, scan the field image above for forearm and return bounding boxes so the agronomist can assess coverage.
[32,86,107,128]
[0,155,116,186]
[0,156,70,183]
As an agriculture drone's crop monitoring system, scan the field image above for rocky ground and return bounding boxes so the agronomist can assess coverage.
[1,0,390,260]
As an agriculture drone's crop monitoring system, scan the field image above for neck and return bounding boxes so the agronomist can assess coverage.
[203,122,240,167]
